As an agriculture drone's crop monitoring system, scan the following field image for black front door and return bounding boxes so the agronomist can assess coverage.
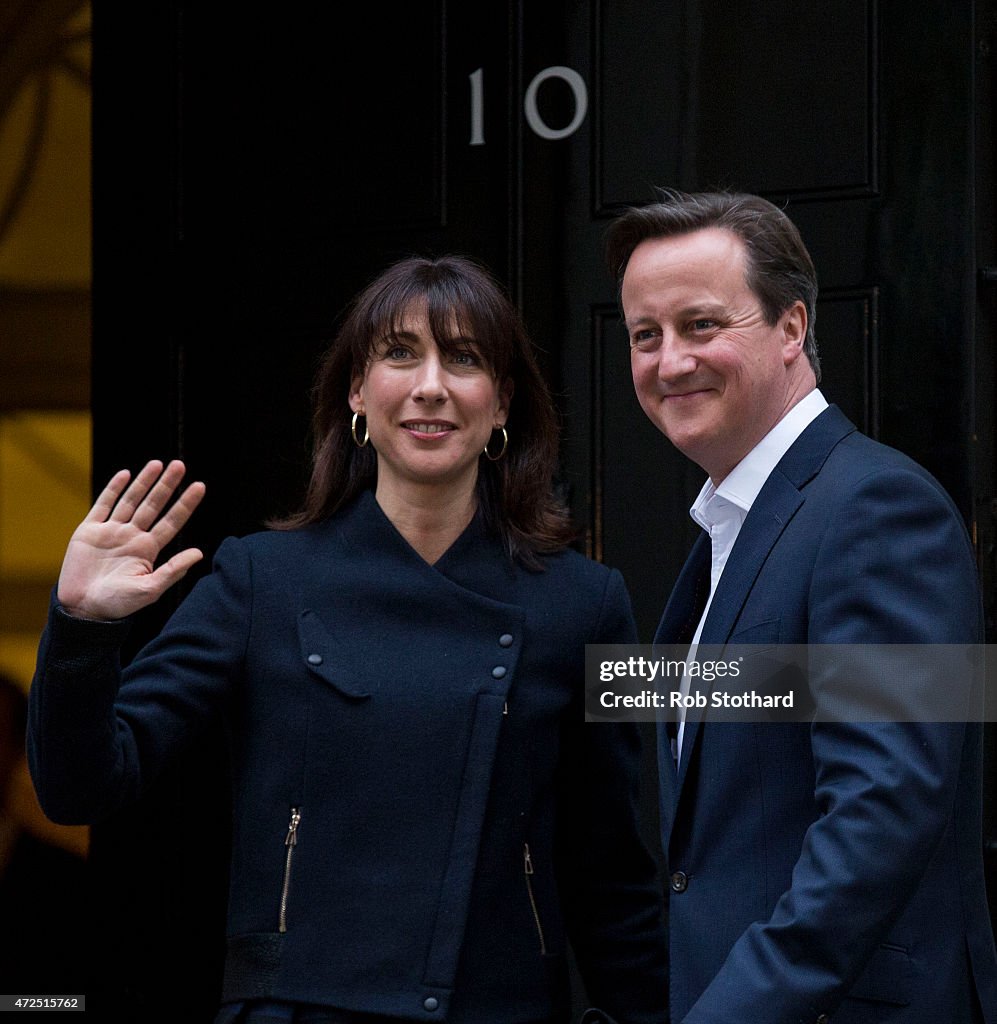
[89,1,992,1017]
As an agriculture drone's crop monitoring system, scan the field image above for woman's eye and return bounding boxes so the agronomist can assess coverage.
[453,348,479,366]
[385,345,410,359]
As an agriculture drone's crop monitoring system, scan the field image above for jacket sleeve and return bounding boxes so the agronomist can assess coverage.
[27,536,252,824]
[557,567,669,1024]
[682,465,983,1023]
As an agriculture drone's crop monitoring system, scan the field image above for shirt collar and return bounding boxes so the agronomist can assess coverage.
[691,389,828,528]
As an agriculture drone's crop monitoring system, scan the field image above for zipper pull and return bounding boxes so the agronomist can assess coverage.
[279,808,301,935]
[522,842,547,954]
[286,808,301,847]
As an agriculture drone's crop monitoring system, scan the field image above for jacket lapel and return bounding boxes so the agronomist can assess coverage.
[663,405,857,806]
[653,533,711,647]
[697,471,804,644]
[653,536,710,799]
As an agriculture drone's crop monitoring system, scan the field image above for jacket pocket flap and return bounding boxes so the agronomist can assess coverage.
[845,943,913,1006]
[298,609,372,699]
[728,617,782,644]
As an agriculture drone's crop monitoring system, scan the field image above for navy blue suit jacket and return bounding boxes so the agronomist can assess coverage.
[29,491,666,1024]
[656,406,997,1023]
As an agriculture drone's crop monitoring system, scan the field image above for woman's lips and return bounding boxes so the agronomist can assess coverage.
[401,420,457,437]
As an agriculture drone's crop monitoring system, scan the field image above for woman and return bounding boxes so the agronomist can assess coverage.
[28,256,666,1024]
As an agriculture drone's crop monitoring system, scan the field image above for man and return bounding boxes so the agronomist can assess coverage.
[605,191,997,1023]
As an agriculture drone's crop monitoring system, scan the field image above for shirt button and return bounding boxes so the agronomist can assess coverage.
[307,653,323,666]
[492,666,507,679]
[423,997,439,1012]
[670,870,688,893]
[499,633,514,647]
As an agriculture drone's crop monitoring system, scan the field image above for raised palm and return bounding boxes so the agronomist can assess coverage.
[58,460,206,621]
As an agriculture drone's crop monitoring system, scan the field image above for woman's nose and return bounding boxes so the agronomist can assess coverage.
[412,353,447,401]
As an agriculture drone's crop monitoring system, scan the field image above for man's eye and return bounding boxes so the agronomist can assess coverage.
[690,319,717,332]
[630,333,663,354]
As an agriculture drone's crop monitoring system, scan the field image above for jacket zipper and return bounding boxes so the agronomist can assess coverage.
[279,807,301,934]
[523,843,547,955]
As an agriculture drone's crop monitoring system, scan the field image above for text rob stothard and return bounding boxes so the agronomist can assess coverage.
[671,690,794,709]
[597,689,794,710]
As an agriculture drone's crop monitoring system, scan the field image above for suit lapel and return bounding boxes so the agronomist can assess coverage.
[699,407,856,645]
[698,472,804,644]
[660,405,857,809]
[653,536,710,799]
[654,533,711,646]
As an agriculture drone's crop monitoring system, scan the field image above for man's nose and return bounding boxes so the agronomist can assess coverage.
[413,354,447,401]
[656,333,696,382]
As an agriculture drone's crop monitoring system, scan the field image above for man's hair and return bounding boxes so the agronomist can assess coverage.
[605,189,821,381]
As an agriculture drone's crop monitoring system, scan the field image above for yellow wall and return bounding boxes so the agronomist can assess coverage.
[0,3,92,859]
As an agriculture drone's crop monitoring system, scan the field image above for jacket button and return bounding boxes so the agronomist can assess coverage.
[670,870,688,893]
[492,666,507,679]
[816,1016,829,1024]
[499,633,514,647]
[307,653,323,666]
[423,997,439,1012]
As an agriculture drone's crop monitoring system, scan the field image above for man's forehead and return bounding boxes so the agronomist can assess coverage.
[627,227,747,275]
[622,229,750,305]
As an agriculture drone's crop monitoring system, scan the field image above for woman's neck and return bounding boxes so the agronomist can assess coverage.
[374,476,478,564]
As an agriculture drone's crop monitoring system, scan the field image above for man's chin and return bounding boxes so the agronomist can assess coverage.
[660,428,721,476]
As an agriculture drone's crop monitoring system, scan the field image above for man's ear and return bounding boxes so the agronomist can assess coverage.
[781,301,808,366]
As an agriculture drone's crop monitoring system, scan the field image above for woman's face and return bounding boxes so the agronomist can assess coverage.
[349,301,511,502]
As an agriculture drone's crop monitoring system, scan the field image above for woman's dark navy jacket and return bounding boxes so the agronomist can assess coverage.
[28,491,667,1024]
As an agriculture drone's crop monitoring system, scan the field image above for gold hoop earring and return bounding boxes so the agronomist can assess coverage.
[483,426,508,461]
[351,411,370,447]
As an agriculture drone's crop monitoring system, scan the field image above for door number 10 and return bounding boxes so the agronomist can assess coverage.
[469,66,589,144]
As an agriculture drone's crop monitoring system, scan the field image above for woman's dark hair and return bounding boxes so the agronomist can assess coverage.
[605,189,821,381]
[270,255,575,567]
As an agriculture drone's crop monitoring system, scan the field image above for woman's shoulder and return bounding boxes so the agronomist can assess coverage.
[211,517,341,567]
[515,547,635,641]
[536,541,618,575]
[526,544,628,600]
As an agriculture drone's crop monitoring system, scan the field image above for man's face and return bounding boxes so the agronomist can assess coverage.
[622,227,811,483]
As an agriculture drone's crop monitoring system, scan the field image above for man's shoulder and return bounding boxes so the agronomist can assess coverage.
[819,424,953,501]
[791,419,974,571]
[792,407,952,500]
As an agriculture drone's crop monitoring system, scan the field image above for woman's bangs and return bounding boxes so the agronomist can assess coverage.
[424,280,510,377]
[353,277,426,366]
[350,260,515,380]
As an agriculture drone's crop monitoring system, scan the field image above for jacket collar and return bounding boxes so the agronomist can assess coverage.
[656,406,855,645]
[658,406,856,797]
[326,489,520,605]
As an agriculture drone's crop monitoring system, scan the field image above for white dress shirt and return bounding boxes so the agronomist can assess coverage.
[674,389,829,763]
